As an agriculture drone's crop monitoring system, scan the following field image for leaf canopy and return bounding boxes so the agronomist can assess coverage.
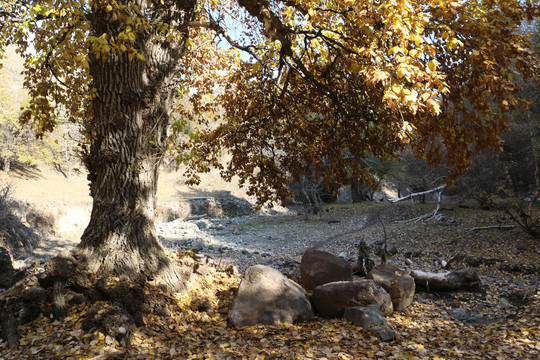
[1,0,539,205]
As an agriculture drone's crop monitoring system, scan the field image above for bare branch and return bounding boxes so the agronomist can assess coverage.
[388,184,447,203]
[466,225,516,232]
[394,186,446,223]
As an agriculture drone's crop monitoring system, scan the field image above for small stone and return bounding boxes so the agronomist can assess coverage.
[225,265,239,276]
[404,258,415,267]
[198,299,215,314]
[506,290,530,307]
[449,308,470,322]
[191,239,205,251]
[499,297,510,310]
[344,305,386,329]
[372,325,397,342]
[386,243,398,255]
[404,250,423,258]
[241,249,249,255]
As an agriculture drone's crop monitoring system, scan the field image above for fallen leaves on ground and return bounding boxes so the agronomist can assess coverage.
[1,204,539,359]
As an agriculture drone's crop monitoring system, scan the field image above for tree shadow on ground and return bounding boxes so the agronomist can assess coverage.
[3,161,42,180]
[31,237,79,262]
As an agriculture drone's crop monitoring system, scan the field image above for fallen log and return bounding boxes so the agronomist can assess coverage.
[410,269,480,291]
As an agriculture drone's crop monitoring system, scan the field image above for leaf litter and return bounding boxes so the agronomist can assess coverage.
[0,203,539,359]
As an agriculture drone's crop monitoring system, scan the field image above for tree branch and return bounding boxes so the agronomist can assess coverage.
[394,185,446,223]
[466,225,516,232]
[388,184,447,203]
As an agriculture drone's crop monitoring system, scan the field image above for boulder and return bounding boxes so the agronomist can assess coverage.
[228,265,313,326]
[300,249,353,290]
[312,280,393,317]
[367,264,415,312]
[188,194,253,218]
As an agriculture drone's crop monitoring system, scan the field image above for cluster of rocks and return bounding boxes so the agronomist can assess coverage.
[228,248,417,342]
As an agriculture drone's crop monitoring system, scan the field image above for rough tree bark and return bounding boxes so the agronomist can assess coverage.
[77,0,197,293]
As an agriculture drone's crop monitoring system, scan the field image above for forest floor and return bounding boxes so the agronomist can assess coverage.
[0,165,539,359]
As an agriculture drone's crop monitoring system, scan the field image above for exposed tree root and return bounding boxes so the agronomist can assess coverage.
[0,249,214,349]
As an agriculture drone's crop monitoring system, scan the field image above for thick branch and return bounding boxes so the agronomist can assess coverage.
[236,0,345,114]
[394,185,446,223]
[410,269,480,291]
[389,184,447,203]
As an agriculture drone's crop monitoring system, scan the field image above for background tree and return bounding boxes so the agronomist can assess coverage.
[0,46,60,172]
[449,21,540,236]
[380,147,447,202]
[1,0,538,290]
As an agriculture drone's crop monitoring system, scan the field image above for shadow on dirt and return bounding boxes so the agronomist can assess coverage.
[3,161,43,180]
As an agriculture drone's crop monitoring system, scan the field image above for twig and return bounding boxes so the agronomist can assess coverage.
[88,349,124,360]
[466,225,516,232]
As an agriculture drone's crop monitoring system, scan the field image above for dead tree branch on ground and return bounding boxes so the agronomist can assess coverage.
[388,184,447,203]
[466,225,516,232]
[393,185,446,223]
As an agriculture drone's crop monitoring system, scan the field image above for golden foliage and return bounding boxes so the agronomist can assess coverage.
[0,0,539,205]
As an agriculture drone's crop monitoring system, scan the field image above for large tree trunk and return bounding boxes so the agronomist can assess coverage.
[77,1,196,293]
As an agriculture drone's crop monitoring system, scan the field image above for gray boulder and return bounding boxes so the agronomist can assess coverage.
[228,265,313,326]
[367,264,415,312]
[312,279,393,317]
[300,249,353,290]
